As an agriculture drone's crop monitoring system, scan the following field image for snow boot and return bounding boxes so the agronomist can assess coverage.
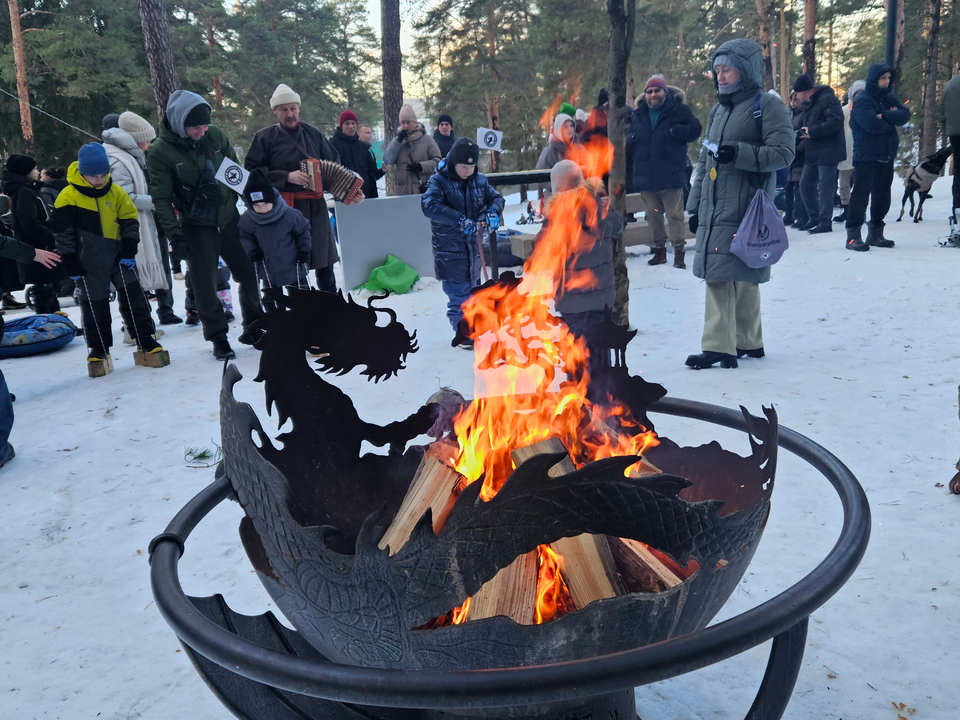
[866,223,894,248]
[737,347,765,359]
[685,351,738,369]
[846,227,869,252]
[185,310,199,326]
[673,249,686,269]
[798,219,819,231]
[807,223,833,234]
[212,338,235,361]
[833,208,847,223]
[237,321,265,346]
[159,311,183,325]
[648,247,668,266]
[2,293,26,310]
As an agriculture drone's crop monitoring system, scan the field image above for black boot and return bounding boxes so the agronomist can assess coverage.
[798,219,819,231]
[807,223,833,234]
[212,338,235,360]
[833,208,847,223]
[866,222,894,248]
[736,347,765,359]
[685,351,738,369]
[846,227,869,252]
[673,249,686,269]
[647,247,667,266]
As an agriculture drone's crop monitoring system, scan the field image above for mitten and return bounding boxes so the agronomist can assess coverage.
[248,249,264,263]
[688,213,699,233]
[296,251,310,264]
[714,145,736,164]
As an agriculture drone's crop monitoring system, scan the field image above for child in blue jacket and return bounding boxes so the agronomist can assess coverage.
[421,138,504,348]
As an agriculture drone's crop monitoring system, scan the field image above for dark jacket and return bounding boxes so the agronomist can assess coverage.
[802,85,846,166]
[40,179,68,215]
[851,64,910,164]
[52,163,140,300]
[238,189,312,288]
[330,127,381,199]
[0,170,64,286]
[626,87,702,193]
[789,105,806,174]
[686,38,795,284]
[421,161,505,284]
[244,122,340,269]
[433,129,457,158]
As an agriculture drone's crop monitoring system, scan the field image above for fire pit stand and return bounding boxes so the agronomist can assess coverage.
[149,395,869,720]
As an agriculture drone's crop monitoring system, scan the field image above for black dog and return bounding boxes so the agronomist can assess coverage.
[897,145,954,222]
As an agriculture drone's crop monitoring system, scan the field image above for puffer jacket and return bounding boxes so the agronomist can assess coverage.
[0,170,63,285]
[51,163,139,299]
[39,179,67,215]
[940,72,960,137]
[421,160,505,283]
[626,87,702,193]
[850,64,910,164]
[383,124,442,195]
[147,91,240,236]
[330,127,381,199]
[238,188,312,288]
[102,128,153,211]
[801,85,846,166]
[686,38,795,284]
[539,190,622,316]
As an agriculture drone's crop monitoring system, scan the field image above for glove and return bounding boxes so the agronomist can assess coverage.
[248,249,264,263]
[296,251,310,264]
[714,145,736,164]
[396,129,408,142]
[171,236,189,262]
[688,214,699,234]
[119,258,137,269]
[62,254,82,278]
[485,211,501,230]
[69,275,82,282]
[406,162,423,174]
[459,217,478,235]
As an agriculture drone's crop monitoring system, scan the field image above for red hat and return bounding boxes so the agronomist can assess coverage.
[644,74,668,91]
[339,110,358,127]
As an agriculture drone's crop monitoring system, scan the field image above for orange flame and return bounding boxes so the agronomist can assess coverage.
[539,94,564,133]
[535,545,574,623]
[451,597,471,625]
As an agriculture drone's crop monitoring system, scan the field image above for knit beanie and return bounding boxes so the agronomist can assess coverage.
[184,103,212,128]
[550,160,583,194]
[644,74,668,92]
[448,137,480,167]
[848,79,867,101]
[270,83,301,109]
[339,110,358,127]
[552,113,574,140]
[596,88,609,108]
[243,169,275,206]
[118,111,156,144]
[575,108,588,122]
[399,104,418,123]
[437,113,453,127]
[77,143,110,177]
[793,74,814,93]
[102,113,120,130]
[559,102,577,118]
[5,153,37,178]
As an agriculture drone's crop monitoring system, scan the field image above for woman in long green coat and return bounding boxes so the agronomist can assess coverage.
[685,38,795,369]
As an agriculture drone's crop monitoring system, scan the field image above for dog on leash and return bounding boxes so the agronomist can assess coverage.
[897,145,954,223]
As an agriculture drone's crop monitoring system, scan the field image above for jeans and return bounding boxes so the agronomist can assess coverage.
[0,368,13,464]
[441,280,474,331]
[799,163,839,226]
[846,161,894,231]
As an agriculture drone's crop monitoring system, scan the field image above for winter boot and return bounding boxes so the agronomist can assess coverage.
[237,321,265,346]
[212,338,236,361]
[685,351,738,369]
[807,223,833,234]
[87,346,110,363]
[158,311,183,325]
[737,347,765,359]
[846,227,869,252]
[2,292,26,310]
[185,310,199,326]
[647,247,668,266]
[833,208,847,223]
[798,219,819,231]
[866,223,894,248]
[139,337,163,354]
[673,249,686,269]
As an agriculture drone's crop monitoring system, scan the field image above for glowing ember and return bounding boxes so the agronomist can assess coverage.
[451,597,471,625]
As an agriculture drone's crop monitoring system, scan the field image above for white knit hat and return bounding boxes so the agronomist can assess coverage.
[118,111,156,144]
[270,83,301,109]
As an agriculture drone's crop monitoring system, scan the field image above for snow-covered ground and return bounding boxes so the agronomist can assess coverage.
[2,191,958,720]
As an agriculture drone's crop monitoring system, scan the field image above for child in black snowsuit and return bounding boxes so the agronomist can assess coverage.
[238,170,312,292]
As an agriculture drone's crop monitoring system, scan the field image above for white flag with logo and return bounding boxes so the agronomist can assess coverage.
[215,157,249,194]
[476,127,503,152]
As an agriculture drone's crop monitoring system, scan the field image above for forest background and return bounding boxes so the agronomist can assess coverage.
[2,0,959,172]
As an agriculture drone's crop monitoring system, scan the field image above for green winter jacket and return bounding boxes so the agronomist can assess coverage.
[940,73,960,138]
[147,118,239,238]
[687,38,795,284]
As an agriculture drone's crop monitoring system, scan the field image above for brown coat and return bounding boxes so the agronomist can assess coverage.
[382,125,442,195]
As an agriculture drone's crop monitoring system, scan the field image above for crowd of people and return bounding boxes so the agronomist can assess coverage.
[1,45,960,464]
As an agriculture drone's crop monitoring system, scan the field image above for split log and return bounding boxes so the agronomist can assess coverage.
[608,537,683,593]
[511,438,624,609]
[378,442,463,555]
[87,354,114,378]
[465,551,538,625]
[133,349,170,368]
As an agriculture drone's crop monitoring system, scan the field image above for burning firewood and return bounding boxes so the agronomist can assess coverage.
[378,441,464,556]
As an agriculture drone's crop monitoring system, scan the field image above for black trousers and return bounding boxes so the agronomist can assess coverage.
[784,180,807,223]
[800,163,839,226]
[315,265,337,293]
[76,266,155,353]
[845,161,894,231]
[182,221,262,342]
[153,230,175,318]
[31,282,61,314]
[951,135,960,211]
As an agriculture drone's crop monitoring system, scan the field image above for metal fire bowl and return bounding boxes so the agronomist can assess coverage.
[149,397,870,720]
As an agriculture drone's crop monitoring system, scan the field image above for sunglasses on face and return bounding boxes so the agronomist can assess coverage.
[645,88,664,94]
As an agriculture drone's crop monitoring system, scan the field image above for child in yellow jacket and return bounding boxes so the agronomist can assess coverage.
[52,143,162,364]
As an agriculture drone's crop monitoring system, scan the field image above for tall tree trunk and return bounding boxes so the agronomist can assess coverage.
[381,0,402,196]
[7,0,33,155]
[780,2,789,102]
[138,0,179,118]
[894,0,905,92]
[922,0,942,157]
[486,2,500,172]
[205,11,222,109]
[607,0,636,327]
[756,0,775,91]
[803,0,817,80]
[828,18,834,86]
[769,2,778,93]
